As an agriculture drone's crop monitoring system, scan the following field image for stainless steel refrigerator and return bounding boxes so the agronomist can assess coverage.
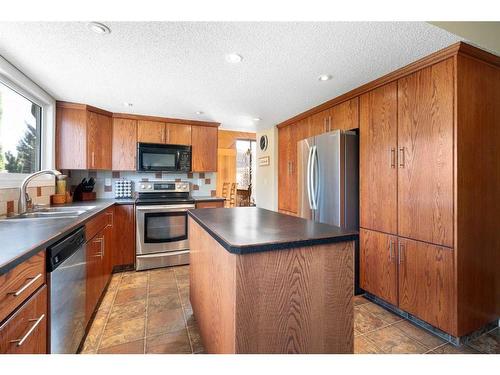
[297,129,359,229]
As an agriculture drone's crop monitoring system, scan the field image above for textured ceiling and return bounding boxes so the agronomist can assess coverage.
[0,22,462,131]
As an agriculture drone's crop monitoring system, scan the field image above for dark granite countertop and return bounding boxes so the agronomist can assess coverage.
[188,207,358,254]
[192,196,225,202]
[0,199,134,275]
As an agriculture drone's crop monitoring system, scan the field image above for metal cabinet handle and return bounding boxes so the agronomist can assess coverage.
[399,147,405,168]
[390,148,396,168]
[398,242,404,264]
[8,274,42,297]
[10,314,45,347]
[91,152,95,167]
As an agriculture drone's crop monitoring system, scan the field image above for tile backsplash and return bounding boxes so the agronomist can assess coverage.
[67,170,217,199]
[0,185,56,217]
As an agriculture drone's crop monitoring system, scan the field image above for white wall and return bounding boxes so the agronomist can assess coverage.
[255,126,278,211]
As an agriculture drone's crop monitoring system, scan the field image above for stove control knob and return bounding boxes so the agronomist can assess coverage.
[141,184,146,189]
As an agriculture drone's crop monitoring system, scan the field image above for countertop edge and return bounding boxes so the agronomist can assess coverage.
[192,196,225,202]
[187,210,358,255]
[0,200,134,276]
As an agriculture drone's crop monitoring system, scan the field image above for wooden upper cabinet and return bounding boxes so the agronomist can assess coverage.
[309,108,330,136]
[87,111,112,170]
[398,238,455,335]
[360,229,398,306]
[330,97,359,130]
[112,118,137,171]
[359,82,398,234]
[56,107,87,169]
[56,105,112,170]
[137,120,165,144]
[192,126,218,172]
[165,123,191,145]
[398,58,454,247]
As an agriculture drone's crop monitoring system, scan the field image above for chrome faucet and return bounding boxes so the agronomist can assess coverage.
[18,169,62,214]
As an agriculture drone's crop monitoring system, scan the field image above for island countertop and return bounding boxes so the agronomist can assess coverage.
[187,207,358,254]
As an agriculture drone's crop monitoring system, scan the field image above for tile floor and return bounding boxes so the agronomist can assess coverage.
[81,265,499,354]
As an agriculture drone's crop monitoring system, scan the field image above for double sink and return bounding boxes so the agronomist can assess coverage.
[3,205,96,221]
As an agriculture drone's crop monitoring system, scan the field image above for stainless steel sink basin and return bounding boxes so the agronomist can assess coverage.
[1,205,96,221]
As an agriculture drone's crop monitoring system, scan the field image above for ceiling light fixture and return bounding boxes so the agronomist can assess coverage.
[225,53,243,64]
[124,102,133,107]
[196,111,204,115]
[253,117,261,122]
[87,22,111,35]
[318,74,332,82]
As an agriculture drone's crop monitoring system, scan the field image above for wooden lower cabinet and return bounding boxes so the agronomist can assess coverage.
[195,201,224,209]
[86,231,106,323]
[0,286,47,354]
[398,238,455,334]
[360,229,456,335]
[112,204,136,267]
[359,229,398,306]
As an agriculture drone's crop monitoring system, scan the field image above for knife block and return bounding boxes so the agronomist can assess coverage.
[81,192,96,201]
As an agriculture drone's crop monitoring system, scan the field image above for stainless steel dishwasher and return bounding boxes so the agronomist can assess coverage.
[47,226,87,354]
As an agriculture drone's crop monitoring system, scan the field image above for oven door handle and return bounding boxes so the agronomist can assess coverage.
[136,205,195,212]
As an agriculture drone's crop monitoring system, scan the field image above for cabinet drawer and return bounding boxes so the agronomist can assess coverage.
[0,285,47,354]
[195,201,224,209]
[86,211,108,241]
[0,251,45,323]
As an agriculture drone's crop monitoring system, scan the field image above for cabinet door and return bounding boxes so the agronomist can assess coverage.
[398,59,454,247]
[330,97,359,130]
[360,229,398,305]
[0,285,47,354]
[56,107,87,170]
[359,82,398,234]
[288,126,299,214]
[103,208,114,276]
[309,108,330,136]
[398,238,455,334]
[86,233,105,322]
[192,126,218,172]
[112,118,137,170]
[87,111,113,170]
[278,125,291,212]
[165,123,191,145]
[112,205,136,267]
[137,120,165,144]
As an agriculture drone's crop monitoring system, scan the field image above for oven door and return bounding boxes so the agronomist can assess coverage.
[137,144,179,172]
[136,204,194,255]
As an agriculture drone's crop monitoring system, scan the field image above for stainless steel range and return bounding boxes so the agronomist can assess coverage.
[135,180,194,271]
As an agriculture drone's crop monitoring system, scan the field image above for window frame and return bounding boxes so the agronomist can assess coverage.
[0,55,56,188]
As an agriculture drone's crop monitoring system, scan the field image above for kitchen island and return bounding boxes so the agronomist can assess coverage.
[187,207,357,354]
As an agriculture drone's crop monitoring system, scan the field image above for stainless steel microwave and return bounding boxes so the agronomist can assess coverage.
[137,143,191,172]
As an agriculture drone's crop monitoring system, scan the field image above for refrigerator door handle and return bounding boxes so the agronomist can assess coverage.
[306,145,313,209]
[311,145,320,210]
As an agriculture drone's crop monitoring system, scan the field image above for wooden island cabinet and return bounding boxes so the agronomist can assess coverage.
[277,42,500,339]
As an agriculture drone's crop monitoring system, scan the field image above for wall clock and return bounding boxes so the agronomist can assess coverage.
[259,135,268,151]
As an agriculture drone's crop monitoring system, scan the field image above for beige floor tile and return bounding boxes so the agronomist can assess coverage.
[99,317,146,349]
[354,306,389,334]
[80,308,109,353]
[353,295,371,306]
[149,268,177,287]
[147,306,186,336]
[114,286,148,305]
[98,288,116,312]
[120,272,148,289]
[187,324,205,354]
[146,329,192,354]
[354,335,383,354]
[467,328,499,354]
[360,303,402,325]
[98,339,145,354]
[148,291,182,310]
[393,320,445,350]
[365,325,428,354]
[428,343,480,354]
[107,300,146,324]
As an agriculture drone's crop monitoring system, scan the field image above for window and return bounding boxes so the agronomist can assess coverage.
[236,139,256,205]
[0,81,42,174]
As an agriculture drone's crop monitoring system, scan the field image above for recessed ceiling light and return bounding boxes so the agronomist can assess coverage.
[123,102,133,107]
[225,53,243,64]
[196,111,204,115]
[318,74,332,82]
[87,22,111,35]
[253,117,261,122]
